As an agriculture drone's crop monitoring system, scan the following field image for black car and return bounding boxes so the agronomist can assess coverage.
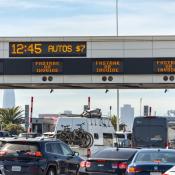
[78,148,138,175]
[0,137,82,175]
[127,148,175,175]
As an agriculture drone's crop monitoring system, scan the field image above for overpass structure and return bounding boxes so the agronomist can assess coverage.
[0,36,175,89]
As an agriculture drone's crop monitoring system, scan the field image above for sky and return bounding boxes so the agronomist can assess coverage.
[0,0,175,117]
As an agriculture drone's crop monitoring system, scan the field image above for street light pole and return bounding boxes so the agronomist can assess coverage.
[116,0,119,131]
[116,0,119,36]
[117,89,119,131]
[140,97,142,116]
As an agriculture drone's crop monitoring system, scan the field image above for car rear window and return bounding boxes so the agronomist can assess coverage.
[93,149,137,160]
[1,142,39,152]
[135,151,175,163]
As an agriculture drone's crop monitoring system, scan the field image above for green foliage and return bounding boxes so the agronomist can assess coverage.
[110,115,118,131]
[0,106,24,125]
[3,123,25,135]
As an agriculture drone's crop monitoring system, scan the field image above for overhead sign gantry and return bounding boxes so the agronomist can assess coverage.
[0,36,175,88]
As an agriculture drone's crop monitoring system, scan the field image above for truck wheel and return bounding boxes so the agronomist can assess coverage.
[46,168,56,175]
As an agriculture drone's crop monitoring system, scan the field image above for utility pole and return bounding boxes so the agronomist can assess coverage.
[116,0,119,36]
[116,0,119,131]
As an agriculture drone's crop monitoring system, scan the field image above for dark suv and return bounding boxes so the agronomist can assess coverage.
[0,138,82,175]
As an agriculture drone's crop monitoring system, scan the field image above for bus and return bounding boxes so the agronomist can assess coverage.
[132,116,175,148]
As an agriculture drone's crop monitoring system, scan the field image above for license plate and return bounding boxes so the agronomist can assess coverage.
[12,166,21,172]
[150,172,161,175]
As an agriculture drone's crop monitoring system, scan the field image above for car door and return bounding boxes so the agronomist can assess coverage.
[60,142,80,175]
[45,142,66,173]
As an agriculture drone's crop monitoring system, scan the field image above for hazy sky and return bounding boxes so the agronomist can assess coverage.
[0,0,175,117]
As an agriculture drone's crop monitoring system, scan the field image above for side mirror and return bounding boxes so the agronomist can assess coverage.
[73,151,79,156]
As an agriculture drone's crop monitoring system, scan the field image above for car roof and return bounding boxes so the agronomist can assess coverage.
[0,137,64,143]
[137,148,175,152]
[102,147,138,152]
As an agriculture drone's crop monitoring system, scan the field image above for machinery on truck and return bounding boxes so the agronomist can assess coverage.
[132,116,175,148]
[54,109,116,156]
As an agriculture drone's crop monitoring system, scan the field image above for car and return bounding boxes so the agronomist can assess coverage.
[78,147,138,175]
[0,131,11,138]
[163,165,175,175]
[0,137,83,175]
[18,132,42,138]
[127,148,175,175]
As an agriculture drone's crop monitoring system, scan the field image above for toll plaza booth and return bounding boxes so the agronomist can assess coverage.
[0,36,175,134]
[32,114,58,134]
[0,36,174,89]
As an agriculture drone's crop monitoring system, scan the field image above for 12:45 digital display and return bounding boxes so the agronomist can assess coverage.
[11,43,42,55]
[9,42,87,57]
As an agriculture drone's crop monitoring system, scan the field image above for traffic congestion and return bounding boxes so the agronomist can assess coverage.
[0,113,174,175]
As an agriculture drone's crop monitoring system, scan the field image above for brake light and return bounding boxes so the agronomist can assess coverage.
[25,151,42,157]
[80,161,86,168]
[127,167,142,173]
[86,161,91,168]
[80,161,91,168]
[118,162,128,169]
[96,159,106,163]
[35,151,42,157]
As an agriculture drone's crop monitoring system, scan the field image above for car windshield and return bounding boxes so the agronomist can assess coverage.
[93,149,137,160]
[1,142,39,152]
[134,151,175,163]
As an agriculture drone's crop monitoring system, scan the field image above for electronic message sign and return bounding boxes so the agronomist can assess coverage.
[0,62,3,74]
[9,42,86,57]
[154,60,175,73]
[92,60,123,74]
[2,58,175,75]
[32,60,63,74]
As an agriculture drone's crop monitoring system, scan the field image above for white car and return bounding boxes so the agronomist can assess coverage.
[163,166,175,175]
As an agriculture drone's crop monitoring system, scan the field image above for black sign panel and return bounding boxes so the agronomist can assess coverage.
[32,60,63,74]
[154,59,175,73]
[2,58,175,75]
[0,62,3,74]
[9,42,87,57]
[92,59,123,74]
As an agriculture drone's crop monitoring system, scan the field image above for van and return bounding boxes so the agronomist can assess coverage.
[54,114,116,156]
[115,131,132,147]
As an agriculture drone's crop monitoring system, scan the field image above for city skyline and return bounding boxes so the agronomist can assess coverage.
[0,0,175,117]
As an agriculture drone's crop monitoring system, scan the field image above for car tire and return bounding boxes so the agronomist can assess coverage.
[46,167,56,175]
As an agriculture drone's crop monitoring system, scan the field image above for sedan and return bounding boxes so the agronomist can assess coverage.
[78,148,137,175]
[127,148,175,175]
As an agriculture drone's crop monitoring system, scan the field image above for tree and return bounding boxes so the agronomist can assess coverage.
[3,123,25,135]
[110,115,119,131]
[0,106,24,126]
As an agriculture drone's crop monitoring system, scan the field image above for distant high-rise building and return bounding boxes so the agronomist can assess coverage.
[3,89,15,108]
[120,104,134,131]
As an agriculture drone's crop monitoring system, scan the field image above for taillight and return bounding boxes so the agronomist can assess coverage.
[80,161,91,168]
[25,151,42,157]
[127,167,142,173]
[80,161,86,168]
[162,174,169,175]
[96,160,106,163]
[118,162,128,169]
[112,162,128,169]
[35,151,42,157]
